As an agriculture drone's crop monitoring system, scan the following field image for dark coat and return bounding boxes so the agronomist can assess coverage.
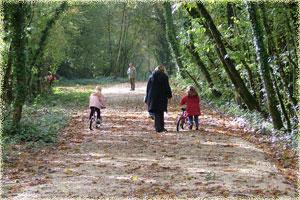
[145,70,172,113]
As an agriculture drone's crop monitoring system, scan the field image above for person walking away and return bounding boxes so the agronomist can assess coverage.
[180,86,201,130]
[145,65,172,132]
[144,69,155,120]
[127,63,136,91]
[89,85,106,125]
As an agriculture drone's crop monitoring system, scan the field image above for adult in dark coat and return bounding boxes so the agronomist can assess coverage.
[144,69,155,119]
[145,65,172,132]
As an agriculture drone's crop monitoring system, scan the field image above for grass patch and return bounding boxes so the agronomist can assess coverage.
[3,77,125,148]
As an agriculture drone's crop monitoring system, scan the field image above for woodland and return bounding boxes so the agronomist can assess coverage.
[1,0,299,198]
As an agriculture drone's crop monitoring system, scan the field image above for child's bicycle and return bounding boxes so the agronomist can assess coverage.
[176,107,188,132]
[89,107,105,130]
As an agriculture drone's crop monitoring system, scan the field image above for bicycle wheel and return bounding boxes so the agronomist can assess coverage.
[95,117,101,129]
[90,113,96,130]
[176,117,185,132]
[89,117,94,130]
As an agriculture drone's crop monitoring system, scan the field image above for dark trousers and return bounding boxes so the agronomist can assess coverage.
[154,111,164,132]
[188,115,199,127]
[130,78,135,90]
[89,107,100,119]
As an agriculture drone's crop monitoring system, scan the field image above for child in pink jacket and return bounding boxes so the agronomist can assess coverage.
[89,85,106,124]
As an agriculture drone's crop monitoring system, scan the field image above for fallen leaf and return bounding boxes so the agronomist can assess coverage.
[223,168,238,172]
[131,175,138,181]
[63,168,73,175]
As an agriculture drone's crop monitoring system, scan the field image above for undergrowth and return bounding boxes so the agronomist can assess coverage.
[171,76,298,147]
[57,76,127,86]
[171,78,274,134]
[2,77,124,149]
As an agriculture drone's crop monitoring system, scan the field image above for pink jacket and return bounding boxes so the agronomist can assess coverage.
[89,92,105,109]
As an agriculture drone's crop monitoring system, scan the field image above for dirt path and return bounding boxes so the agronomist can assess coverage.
[3,83,298,199]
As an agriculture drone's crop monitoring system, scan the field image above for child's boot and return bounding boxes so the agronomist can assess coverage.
[195,118,199,130]
[189,124,193,130]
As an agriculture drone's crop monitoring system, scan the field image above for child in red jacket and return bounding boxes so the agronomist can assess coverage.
[180,86,201,130]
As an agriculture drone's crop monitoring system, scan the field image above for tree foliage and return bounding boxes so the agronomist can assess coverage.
[1,1,298,133]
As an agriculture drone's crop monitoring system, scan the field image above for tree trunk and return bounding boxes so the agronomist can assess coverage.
[227,2,235,38]
[185,70,202,91]
[283,5,298,62]
[187,3,260,111]
[115,3,126,74]
[206,53,218,70]
[121,13,130,77]
[240,59,257,99]
[272,69,291,131]
[30,1,68,68]
[288,2,298,31]
[163,2,186,77]
[2,2,14,104]
[260,4,298,118]
[154,4,175,74]
[107,7,113,74]
[247,2,283,129]
[184,18,221,97]
[227,3,258,100]
[2,43,14,104]
[29,1,68,96]
[11,2,29,125]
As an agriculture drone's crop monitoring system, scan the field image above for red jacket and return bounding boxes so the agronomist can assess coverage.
[180,95,201,116]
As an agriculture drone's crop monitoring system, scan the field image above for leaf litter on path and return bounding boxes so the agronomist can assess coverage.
[2,82,298,199]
